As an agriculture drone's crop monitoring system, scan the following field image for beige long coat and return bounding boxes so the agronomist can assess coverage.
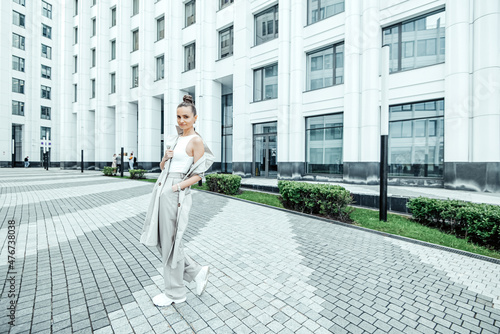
[140,129,214,269]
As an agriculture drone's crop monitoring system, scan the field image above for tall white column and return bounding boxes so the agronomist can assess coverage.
[94,0,113,165]
[343,0,362,164]
[232,0,253,176]
[115,0,132,153]
[444,0,471,162]
[196,0,221,159]
[277,0,291,169]
[471,1,500,161]
[137,0,160,164]
[359,0,380,163]
[165,0,182,138]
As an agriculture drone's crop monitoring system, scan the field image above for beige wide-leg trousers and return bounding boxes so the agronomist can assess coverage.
[158,173,202,300]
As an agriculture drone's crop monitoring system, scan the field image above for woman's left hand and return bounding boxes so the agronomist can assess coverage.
[171,185,178,192]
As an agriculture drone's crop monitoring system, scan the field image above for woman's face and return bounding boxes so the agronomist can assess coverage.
[177,106,197,131]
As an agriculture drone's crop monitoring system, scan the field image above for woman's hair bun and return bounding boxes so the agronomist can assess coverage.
[183,95,194,104]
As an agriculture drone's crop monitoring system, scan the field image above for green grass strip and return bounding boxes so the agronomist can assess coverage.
[350,208,500,260]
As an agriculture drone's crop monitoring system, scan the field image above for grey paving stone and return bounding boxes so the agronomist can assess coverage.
[4,169,500,334]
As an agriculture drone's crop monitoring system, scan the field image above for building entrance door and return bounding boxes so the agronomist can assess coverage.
[253,122,277,177]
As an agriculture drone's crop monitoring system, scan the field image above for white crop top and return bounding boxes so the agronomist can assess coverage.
[169,134,198,173]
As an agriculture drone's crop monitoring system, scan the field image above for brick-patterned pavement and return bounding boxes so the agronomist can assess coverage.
[1,169,499,334]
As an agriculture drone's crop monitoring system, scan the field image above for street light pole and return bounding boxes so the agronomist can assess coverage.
[379,45,390,222]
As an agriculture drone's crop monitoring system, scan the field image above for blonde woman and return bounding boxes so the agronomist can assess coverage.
[141,95,214,306]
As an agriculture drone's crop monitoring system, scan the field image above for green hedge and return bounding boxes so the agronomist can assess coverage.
[103,166,117,176]
[407,197,500,250]
[278,181,354,222]
[205,174,241,195]
[129,169,146,179]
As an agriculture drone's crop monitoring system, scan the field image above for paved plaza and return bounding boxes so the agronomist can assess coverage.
[1,169,499,334]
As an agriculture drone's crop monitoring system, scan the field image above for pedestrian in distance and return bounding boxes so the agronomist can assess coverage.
[116,153,122,174]
[129,152,134,170]
[112,154,117,175]
[24,156,29,168]
[140,94,215,307]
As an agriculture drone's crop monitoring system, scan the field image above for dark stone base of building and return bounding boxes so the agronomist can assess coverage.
[445,162,500,193]
[233,162,252,178]
[342,162,380,185]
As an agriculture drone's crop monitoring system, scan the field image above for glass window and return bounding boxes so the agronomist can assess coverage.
[253,63,278,101]
[42,24,52,39]
[383,10,445,73]
[308,0,344,24]
[91,48,96,67]
[388,99,444,177]
[156,56,164,80]
[42,44,52,59]
[91,18,96,36]
[41,106,51,120]
[132,0,139,16]
[132,29,139,51]
[221,94,233,173]
[12,101,25,116]
[41,85,51,99]
[185,0,195,27]
[219,26,234,59]
[13,0,26,6]
[184,43,195,71]
[111,7,116,27]
[306,113,344,174]
[42,1,52,18]
[307,43,344,90]
[92,0,96,6]
[12,78,25,94]
[110,40,116,60]
[12,56,25,72]
[254,122,277,134]
[41,127,51,140]
[13,11,25,28]
[74,27,78,44]
[13,33,25,50]
[255,5,278,46]
[132,65,138,87]
[157,16,165,41]
[74,55,78,73]
[74,0,78,15]
[220,0,233,10]
[73,84,77,102]
[41,65,52,79]
[110,73,116,93]
[91,79,95,98]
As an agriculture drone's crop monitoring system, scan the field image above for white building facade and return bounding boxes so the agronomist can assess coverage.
[1,0,499,192]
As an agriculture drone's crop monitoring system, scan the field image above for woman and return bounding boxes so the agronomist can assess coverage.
[112,154,117,168]
[140,95,214,306]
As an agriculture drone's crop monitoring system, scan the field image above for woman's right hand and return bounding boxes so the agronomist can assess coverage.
[164,149,174,160]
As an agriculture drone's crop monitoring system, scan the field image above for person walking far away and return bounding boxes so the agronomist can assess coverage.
[24,156,29,168]
[140,95,215,307]
[112,154,117,175]
[116,153,122,174]
[129,152,134,170]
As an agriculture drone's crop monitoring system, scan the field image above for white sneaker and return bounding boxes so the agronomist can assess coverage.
[152,293,186,307]
[195,266,210,296]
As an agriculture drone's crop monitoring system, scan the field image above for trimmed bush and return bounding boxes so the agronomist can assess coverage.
[278,180,354,222]
[129,169,146,179]
[103,166,116,176]
[205,174,241,195]
[407,197,500,250]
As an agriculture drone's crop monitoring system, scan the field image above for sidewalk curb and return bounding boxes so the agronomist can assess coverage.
[193,188,500,265]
